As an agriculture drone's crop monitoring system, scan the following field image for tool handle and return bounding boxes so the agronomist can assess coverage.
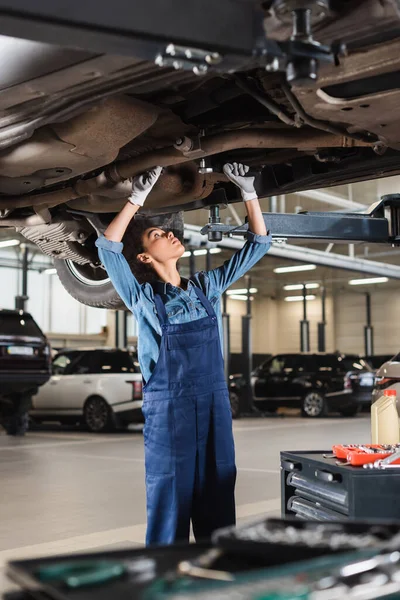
[66,565,125,589]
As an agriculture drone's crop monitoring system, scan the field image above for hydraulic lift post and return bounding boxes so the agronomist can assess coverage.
[317,286,326,352]
[300,284,310,353]
[115,311,128,349]
[240,276,255,413]
[15,244,29,311]
[364,292,374,356]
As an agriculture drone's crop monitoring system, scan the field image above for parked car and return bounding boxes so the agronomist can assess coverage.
[31,348,143,432]
[372,353,400,404]
[250,353,371,418]
[0,5,400,309]
[344,355,395,411]
[228,373,246,419]
[0,309,51,435]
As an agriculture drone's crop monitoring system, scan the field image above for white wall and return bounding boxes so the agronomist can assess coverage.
[227,294,335,355]
[334,289,400,355]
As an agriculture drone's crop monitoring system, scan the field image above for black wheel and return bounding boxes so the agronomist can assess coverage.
[55,259,125,309]
[83,397,115,433]
[229,390,241,419]
[301,392,327,418]
[4,412,29,436]
[339,405,360,417]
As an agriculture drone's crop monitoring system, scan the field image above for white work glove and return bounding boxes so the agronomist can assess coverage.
[223,162,257,202]
[128,166,162,207]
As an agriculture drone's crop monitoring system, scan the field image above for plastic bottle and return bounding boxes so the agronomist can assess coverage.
[371,389,400,444]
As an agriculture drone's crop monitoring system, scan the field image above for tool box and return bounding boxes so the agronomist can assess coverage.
[281,450,400,521]
[6,520,400,600]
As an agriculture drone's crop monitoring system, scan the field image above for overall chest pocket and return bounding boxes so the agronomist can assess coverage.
[166,305,184,322]
[167,326,218,351]
[166,326,220,380]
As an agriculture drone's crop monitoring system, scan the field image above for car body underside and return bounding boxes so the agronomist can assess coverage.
[1,0,400,307]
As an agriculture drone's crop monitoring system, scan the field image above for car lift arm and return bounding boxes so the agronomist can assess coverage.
[201,195,400,246]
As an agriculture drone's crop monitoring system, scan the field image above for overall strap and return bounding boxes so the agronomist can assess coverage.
[193,285,216,318]
[153,293,168,326]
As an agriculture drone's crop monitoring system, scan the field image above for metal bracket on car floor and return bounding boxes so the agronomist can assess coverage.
[201,194,400,245]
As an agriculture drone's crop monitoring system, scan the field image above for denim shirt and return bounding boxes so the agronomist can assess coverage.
[95,231,272,383]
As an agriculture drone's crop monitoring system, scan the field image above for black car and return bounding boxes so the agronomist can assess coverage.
[251,353,370,418]
[0,309,51,435]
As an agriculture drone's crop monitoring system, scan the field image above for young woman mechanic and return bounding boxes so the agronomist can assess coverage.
[96,163,271,546]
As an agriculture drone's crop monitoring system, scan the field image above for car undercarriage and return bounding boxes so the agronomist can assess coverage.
[1,0,400,307]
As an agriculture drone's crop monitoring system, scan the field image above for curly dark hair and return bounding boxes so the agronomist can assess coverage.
[122,213,185,284]
[122,217,159,284]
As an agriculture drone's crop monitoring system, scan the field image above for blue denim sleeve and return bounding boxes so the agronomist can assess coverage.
[95,236,142,309]
[207,230,272,295]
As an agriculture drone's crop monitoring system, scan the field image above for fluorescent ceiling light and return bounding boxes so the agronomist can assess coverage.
[44,268,57,275]
[0,239,20,248]
[284,295,316,302]
[349,277,389,286]
[283,283,320,291]
[227,287,258,295]
[274,264,317,274]
[229,294,253,301]
[182,247,222,258]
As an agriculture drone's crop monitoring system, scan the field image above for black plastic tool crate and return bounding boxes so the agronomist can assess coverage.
[281,450,400,521]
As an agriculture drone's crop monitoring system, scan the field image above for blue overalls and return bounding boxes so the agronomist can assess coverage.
[141,283,236,546]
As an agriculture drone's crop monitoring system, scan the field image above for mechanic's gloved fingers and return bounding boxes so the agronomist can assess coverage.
[244,165,249,174]
[223,163,234,178]
[129,166,162,206]
[239,164,246,177]
[147,166,163,184]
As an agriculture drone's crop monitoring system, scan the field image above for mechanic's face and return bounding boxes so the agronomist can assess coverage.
[138,228,185,265]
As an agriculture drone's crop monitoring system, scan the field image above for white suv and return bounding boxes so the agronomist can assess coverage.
[31,348,143,432]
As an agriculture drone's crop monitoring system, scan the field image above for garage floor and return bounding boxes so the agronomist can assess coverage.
[0,414,370,590]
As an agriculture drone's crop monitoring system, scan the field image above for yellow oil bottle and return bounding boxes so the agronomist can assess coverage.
[371,389,399,445]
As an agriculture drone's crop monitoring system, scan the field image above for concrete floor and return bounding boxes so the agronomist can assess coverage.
[0,413,371,591]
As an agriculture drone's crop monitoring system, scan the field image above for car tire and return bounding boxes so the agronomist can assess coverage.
[55,258,126,309]
[229,391,241,419]
[3,412,29,436]
[301,392,327,418]
[339,405,360,417]
[83,396,115,433]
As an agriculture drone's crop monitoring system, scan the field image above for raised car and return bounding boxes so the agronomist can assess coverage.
[1,2,400,307]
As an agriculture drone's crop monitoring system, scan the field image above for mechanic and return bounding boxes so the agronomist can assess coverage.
[95,163,271,546]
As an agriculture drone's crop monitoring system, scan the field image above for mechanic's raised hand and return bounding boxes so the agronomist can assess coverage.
[223,162,257,202]
[128,166,162,207]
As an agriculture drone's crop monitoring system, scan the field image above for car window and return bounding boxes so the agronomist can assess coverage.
[297,356,316,372]
[71,352,98,375]
[314,355,339,373]
[0,312,43,337]
[52,352,80,375]
[268,355,299,375]
[92,351,140,374]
